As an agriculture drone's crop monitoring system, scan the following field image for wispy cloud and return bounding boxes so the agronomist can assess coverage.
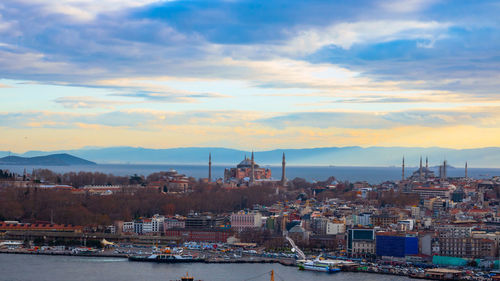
[3,106,500,131]
[0,109,265,129]
[256,107,500,129]
[280,20,450,54]
[54,96,132,109]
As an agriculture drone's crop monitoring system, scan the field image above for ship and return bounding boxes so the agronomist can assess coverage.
[128,247,204,263]
[298,259,341,273]
[72,247,101,255]
[170,272,203,281]
[285,236,340,273]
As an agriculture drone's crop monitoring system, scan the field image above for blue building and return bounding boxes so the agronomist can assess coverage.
[376,233,418,258]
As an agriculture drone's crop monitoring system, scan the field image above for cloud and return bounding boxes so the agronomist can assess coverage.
[0,109,265,129]
[281,20,450,54]
[378,0,438,13]
[2,106,500,133]
[4,0,161,22]
[256,107,500,129]
[54,96,132,109]
[3,108,500,152]
[113,91,227,103]
[306,26,500,95]
[0,0,497,100]
[0,0,500,153]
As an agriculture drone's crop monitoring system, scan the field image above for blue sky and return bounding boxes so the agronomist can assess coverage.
[0,0,500,152]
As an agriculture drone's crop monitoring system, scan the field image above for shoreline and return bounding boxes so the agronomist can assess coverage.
[0,251,433,280]
[0,250,294,266]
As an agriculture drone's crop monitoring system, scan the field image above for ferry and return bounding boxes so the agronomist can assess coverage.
[72,247,101,254]
[285,236,341,273]
[128,247,204,263]
[298,259,341,273]
[170,272,203,281]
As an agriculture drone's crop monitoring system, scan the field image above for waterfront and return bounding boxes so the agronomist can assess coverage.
[1,164,499,184]
[0,254,418,281]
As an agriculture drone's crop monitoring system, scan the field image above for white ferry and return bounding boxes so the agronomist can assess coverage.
[298,259,341,273]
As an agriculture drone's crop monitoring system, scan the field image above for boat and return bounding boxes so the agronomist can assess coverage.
[128,247,204,263]
[72,247,101,255]
[170,272,203,281]
[298,259,341,273]
[128,253,202,263]
[286,236,340,273]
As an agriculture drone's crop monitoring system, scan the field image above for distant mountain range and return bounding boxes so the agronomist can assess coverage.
[0,146,499,167]
[0,153,96,166]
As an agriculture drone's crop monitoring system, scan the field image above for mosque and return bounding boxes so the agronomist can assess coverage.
[409,157,436,180]
[224,153,272,182]
[402,156,461,181]
[208,151,287,186]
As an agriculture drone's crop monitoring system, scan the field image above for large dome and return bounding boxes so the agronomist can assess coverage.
[237,157,259,168]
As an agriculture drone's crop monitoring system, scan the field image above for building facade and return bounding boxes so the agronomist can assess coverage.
[224,155,271,182]
[230,211,263,232]
[376,233,419,258]
[347,228,375,257]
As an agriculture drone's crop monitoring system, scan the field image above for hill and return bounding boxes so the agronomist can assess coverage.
[9,146,500,167]
[0,153,96,166]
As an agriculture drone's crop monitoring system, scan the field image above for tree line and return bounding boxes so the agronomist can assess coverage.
[0,184,283,226]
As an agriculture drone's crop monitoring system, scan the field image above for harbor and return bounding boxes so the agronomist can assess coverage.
[0,247,495,280]
[0,253,418,281]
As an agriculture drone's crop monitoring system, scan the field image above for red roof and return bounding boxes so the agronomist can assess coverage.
[0,221,82,232]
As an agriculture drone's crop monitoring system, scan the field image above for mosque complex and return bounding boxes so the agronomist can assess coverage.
[208,151,287,187]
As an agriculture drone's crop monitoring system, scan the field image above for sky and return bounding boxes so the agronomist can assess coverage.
[1,0,500,152]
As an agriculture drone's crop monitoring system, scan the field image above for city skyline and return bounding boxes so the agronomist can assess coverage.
[1,0,500,151]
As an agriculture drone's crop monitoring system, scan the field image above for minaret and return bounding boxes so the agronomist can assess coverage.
[419,156,423,180]
[402,157,405,181]
[443,160,448,179]
[250,151,255,183]
[465,161,468,179]
[281,152,287,185]
[443,160,447,180]
[208,153,212,183]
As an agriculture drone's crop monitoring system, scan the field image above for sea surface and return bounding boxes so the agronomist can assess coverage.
[0,254,416,281]
[1,164,499,184]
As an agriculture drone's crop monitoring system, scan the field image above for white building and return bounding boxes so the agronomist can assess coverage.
[437,225,473,238]
[123,222,134,233]
[133,221,143,234]
[151,214,165,233]
[230,211,262,232]
[351,240,375,256]
[411,206,420,219]
[164,218,186,230]
[358,213,372,226]
[142,215,165,234]
[397,219,415,231]
[326,221,345,235]
[142,219,153,233]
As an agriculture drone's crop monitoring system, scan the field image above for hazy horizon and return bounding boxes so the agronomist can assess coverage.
[3,146,500,168]
[4,144,500,155]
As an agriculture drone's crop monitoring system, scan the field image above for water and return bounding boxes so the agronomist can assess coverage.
[1,164,499,184]
[0,254,415,281]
